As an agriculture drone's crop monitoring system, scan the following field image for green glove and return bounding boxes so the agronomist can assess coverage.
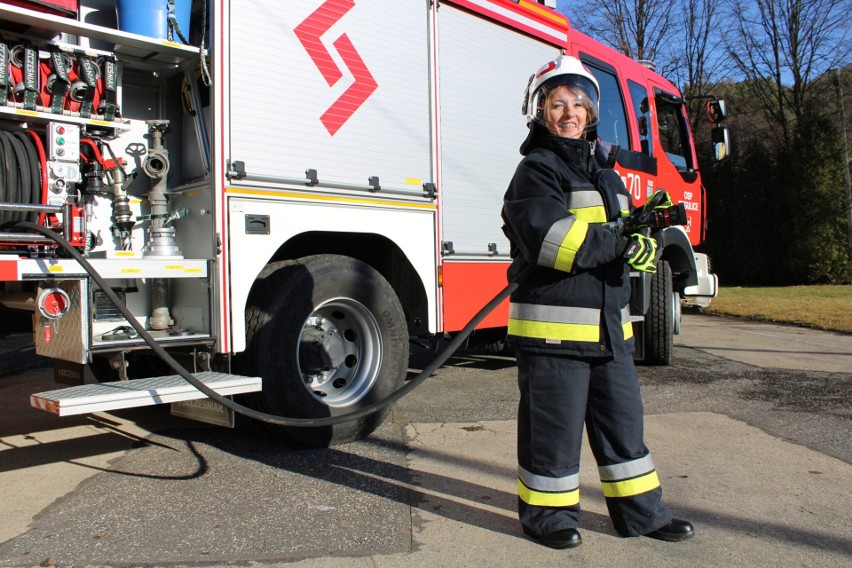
[624,233,660,273]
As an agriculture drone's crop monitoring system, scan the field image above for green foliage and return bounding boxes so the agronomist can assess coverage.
[702,73,852,286]
[786,105,852,283]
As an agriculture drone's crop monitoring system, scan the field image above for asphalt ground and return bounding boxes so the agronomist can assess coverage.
[0,314,850,567]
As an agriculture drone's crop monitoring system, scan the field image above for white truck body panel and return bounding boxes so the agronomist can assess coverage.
[436,5,559,256]
[220,0,440,348]
[227,0,432,191]
[226,194,437,352]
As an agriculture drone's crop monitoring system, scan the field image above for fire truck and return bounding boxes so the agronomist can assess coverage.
[0,0,725,446]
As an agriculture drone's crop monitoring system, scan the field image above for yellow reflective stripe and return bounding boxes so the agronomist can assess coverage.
[553,219,589,272]
[570,206,607,224]
[601,470,660,498]
[508,318,600,343]
[518,480,580,507]
[621,306,634,340]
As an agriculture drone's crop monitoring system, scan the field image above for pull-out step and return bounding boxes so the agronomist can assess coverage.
[30,372,262,416]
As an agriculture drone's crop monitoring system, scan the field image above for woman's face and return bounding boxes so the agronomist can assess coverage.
[544,86,588,138]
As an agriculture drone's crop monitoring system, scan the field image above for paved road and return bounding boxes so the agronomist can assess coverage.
[676,314,852,373]
[0,314,849,567]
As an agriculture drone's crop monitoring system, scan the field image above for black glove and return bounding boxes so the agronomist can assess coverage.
[623,190,684,233]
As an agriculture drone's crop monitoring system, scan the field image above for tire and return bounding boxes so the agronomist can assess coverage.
[241,255,408,447]
[643,260,674,365]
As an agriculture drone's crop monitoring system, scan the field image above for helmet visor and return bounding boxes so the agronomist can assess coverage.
[531,75,599,131]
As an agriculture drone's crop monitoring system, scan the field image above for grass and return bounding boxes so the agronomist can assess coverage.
[702,285,852,333]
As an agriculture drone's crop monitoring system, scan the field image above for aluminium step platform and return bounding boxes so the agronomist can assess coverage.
[30,372,262,416]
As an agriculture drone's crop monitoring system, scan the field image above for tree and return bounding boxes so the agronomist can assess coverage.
[565,0,678,75]
[784,102,852,284]
[726,0,850,149]
[671,0,731,134]
[702,71,852,286]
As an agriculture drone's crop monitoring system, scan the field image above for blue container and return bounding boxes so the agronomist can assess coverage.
[116,0,192,41]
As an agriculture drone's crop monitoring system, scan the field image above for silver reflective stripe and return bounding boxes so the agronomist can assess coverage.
[538,216,576,267]
[510,303,600,325]
[618,194,631,212]
[598,454,656,481]
[621,306,631,323]
[567,190,603,210]
[518,465,579,492]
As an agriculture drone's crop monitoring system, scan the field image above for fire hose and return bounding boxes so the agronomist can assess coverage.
[7,220,527,428]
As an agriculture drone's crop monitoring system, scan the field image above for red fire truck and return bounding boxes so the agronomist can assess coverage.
[0,0,725,446]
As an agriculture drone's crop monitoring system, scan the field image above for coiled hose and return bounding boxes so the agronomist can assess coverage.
[7,220,526,428]
[0,130,42,224]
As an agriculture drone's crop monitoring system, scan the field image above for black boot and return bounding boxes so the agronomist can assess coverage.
[644,518,695,542]
[524,527,583,549]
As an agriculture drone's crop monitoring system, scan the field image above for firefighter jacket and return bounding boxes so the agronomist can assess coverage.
[501,122,634,357]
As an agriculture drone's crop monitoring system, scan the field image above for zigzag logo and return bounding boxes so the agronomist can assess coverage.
[294,0,378,136]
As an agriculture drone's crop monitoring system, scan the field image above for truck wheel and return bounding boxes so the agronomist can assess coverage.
[242,255,408,447]
[643,260,674,365]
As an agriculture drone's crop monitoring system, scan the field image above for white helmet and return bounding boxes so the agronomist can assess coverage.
[522,55,600,131]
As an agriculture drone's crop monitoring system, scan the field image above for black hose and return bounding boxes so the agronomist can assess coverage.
[14,131,40,223]
[0,132,18,224]
[7,220,527,428]
[7,133,31,223]
[0,130,42,223]
[0,133,6,223]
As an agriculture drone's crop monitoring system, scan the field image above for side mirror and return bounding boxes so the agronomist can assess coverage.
[638,115,648,136]
[706,99,728,124]
[711,126,730,161]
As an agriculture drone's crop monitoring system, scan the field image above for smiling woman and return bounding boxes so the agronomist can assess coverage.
[544,86,592,138]
[502,54,695,549]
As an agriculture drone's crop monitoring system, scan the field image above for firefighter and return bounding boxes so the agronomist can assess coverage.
[501,55,694,549]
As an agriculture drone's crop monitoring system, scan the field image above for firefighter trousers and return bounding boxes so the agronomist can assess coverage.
[516,348,673,537]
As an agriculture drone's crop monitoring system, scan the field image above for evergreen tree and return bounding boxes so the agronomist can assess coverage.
[786,104,852,283]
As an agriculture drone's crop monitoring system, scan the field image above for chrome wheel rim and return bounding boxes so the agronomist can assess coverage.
[296,297,382,407]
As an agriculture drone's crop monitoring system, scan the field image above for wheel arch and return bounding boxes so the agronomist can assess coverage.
[656,227,698,292]
[261,231,429,337]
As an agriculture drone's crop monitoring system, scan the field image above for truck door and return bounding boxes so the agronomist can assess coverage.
[581,56,657,204]
[651,88,703,244]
